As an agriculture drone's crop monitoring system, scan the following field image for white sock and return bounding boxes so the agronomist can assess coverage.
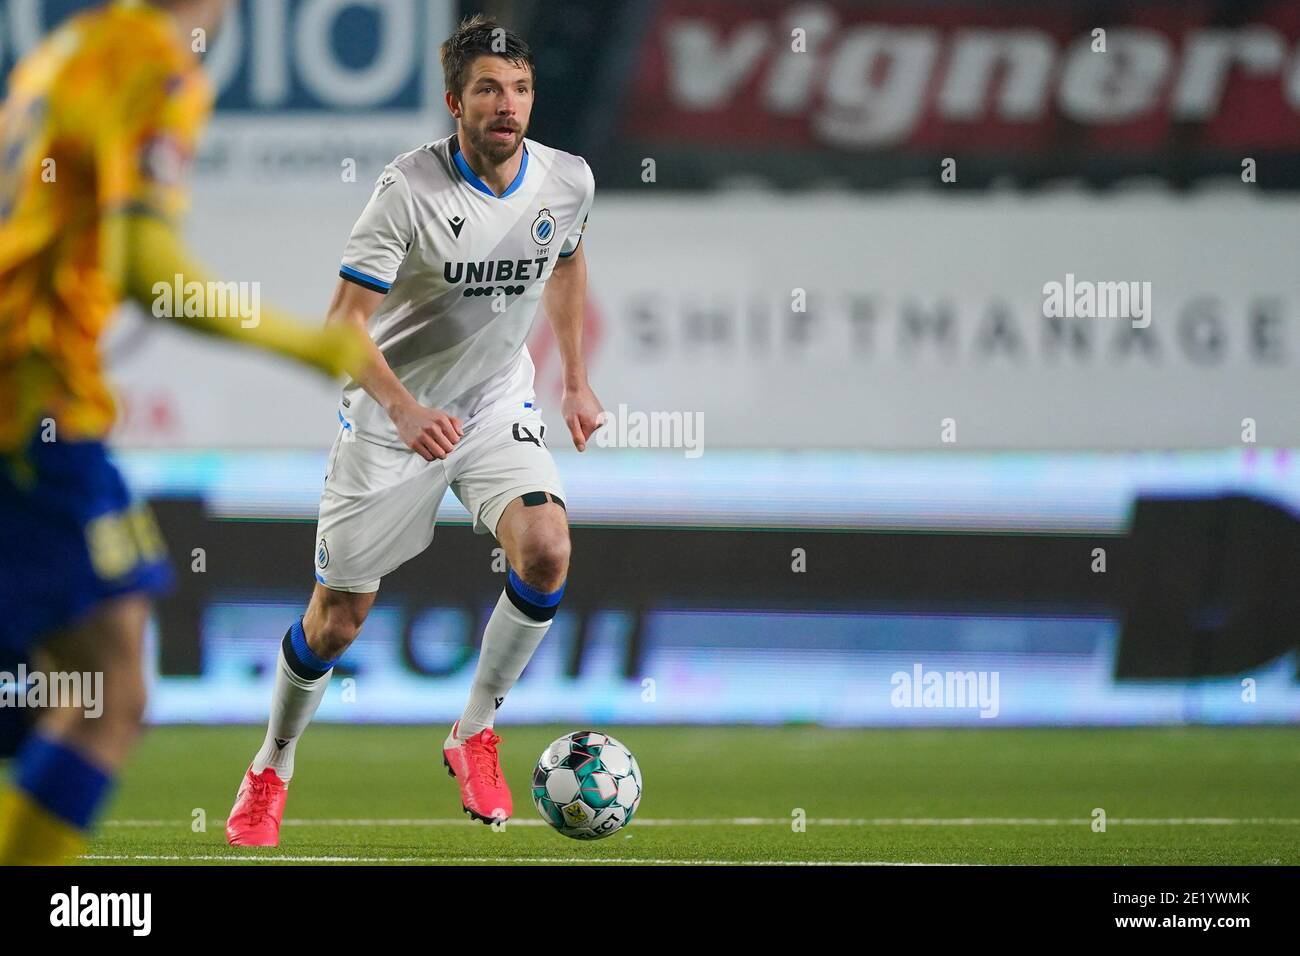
[251,643,332,781]
[457,589,552,738]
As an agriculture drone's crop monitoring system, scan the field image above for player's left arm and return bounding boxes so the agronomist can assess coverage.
[546,159,602,452]
[544,242,603,452]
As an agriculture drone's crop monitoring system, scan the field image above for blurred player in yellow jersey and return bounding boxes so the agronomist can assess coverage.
[0,0,364,864]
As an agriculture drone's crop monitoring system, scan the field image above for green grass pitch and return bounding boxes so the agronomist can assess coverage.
[78,724,1299,865]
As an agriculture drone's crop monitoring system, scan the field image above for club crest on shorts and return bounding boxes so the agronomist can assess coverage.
[316,537,329,569]
[531,208,556,246]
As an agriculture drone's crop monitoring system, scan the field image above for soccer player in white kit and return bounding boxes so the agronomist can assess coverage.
[226,15,604,845]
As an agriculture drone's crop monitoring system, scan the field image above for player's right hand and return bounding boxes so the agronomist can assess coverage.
[390,400,464,461]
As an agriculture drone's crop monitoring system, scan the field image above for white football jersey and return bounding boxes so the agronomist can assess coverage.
[336,133,594,447]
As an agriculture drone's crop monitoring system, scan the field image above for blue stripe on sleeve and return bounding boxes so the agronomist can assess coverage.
[339,264,392,291]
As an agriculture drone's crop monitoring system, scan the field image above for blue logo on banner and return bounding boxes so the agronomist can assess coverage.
[1,0,433,113]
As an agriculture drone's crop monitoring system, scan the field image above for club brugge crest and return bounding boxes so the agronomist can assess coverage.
[531,208,556,245]
[316,537,329,569]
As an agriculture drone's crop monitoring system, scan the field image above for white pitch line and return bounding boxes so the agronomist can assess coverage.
[79,853,964,866]
[101,816,1300,828]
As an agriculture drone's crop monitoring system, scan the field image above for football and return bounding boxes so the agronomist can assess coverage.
[531,731,642,840]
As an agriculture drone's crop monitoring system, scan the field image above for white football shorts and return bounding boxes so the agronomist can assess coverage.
[312,406,564,593]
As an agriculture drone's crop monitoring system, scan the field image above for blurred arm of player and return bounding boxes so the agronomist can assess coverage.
[110,213,369,379]
[545,227,604,453]
[96,66,367,381]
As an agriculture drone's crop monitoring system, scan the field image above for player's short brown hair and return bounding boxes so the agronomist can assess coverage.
[440,14,534,97]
